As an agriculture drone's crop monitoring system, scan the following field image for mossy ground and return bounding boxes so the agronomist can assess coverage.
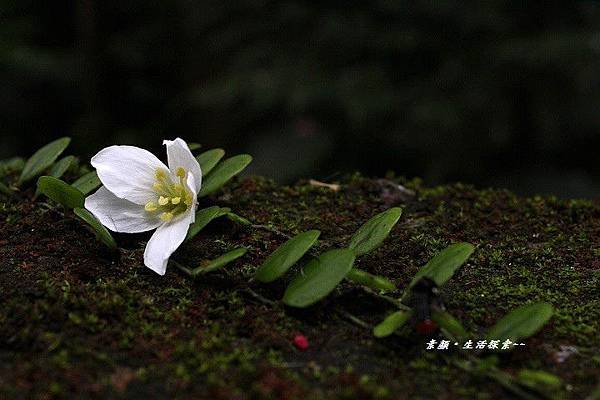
[0,175,598,399]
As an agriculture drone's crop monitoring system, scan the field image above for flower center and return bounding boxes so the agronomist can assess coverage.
[145,167,193,222]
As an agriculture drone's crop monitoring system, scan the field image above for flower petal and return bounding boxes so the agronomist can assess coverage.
[143,211,193,275]
[91,145,168,205]
[185,172,198,224]
[163,138,202,194]
[85,186,162,233]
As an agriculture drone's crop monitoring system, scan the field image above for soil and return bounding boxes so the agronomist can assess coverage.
[0,175,598,399]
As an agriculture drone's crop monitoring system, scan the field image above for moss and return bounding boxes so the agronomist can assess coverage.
[0,176,598,399]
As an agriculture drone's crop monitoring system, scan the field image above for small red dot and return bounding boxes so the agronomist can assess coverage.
[293,334,309,351]
[415,319,438,335]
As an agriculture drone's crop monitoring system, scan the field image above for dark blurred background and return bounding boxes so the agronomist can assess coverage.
[1,1,599,198]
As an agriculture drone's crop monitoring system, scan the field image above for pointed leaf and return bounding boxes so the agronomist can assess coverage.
[187,142,202,151]
[198,154,252,197]
[346,268,396,292]
[225,211,252,226]
[196,148,225,176]
[186,206,229,240]
[37,176,84,209]
[432,311,468,339]
[19,137,71,184]
[373,310,413,338]
[283,249,355,308]
[255,230,321,282]
[409,243,474,288]
[72,171,101,195]
[48,155,75,178]
[517,369,561,391]
[192,247,248,275]
[74,207,118,250]
[487,302,553,343]
[34,156,76,198]
[349,207,402,256]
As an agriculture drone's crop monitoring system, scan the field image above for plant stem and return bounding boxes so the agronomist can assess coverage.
[360,286,412,311]
[338,310,371,330]
[244,287,278,307]
[250,224,293,239]
[486,369,540,400]
[172,260,194,277]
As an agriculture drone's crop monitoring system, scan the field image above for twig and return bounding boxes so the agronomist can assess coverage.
[309,179,340,192]
[278,362,307,369]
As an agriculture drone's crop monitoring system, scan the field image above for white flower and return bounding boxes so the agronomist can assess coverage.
[85,138,202,275]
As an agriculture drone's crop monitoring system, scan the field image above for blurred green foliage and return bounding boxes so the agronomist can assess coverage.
[1,1,599,196]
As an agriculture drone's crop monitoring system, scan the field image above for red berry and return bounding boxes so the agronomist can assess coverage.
[415,319,438,335]
[293,334,309,351]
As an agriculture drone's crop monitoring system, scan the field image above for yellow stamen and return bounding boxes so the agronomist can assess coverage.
[150,167,193,219]
[160,212,174,222]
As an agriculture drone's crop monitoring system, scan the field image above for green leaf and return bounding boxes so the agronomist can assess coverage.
[18,137,71,184]
[345,268,396,292]
[517,369,562,391]
[409,243,475,288]
[198,154,252,197]
[34,156,76,198]
[487,302,553,343]
[475,355,499,373]
[225,211,252,226]
[37,176,85,209]
[187,142,202,151]
[432,311,468,339]
[197,148,225,176]
[255,230,321,283]
[373,310,413,338]
[486,369,536,400]
[282,248,355,308]
[73,208,118,250]
[186,206,229,240]
[190,247,248,276]
[348,207,402,256]
[48,156,75,179]
[72,171,101,195]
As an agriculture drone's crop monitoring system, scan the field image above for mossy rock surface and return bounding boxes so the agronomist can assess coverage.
[0,176,598,399]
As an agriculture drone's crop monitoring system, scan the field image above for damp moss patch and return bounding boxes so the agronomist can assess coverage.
[0,176,598,399]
